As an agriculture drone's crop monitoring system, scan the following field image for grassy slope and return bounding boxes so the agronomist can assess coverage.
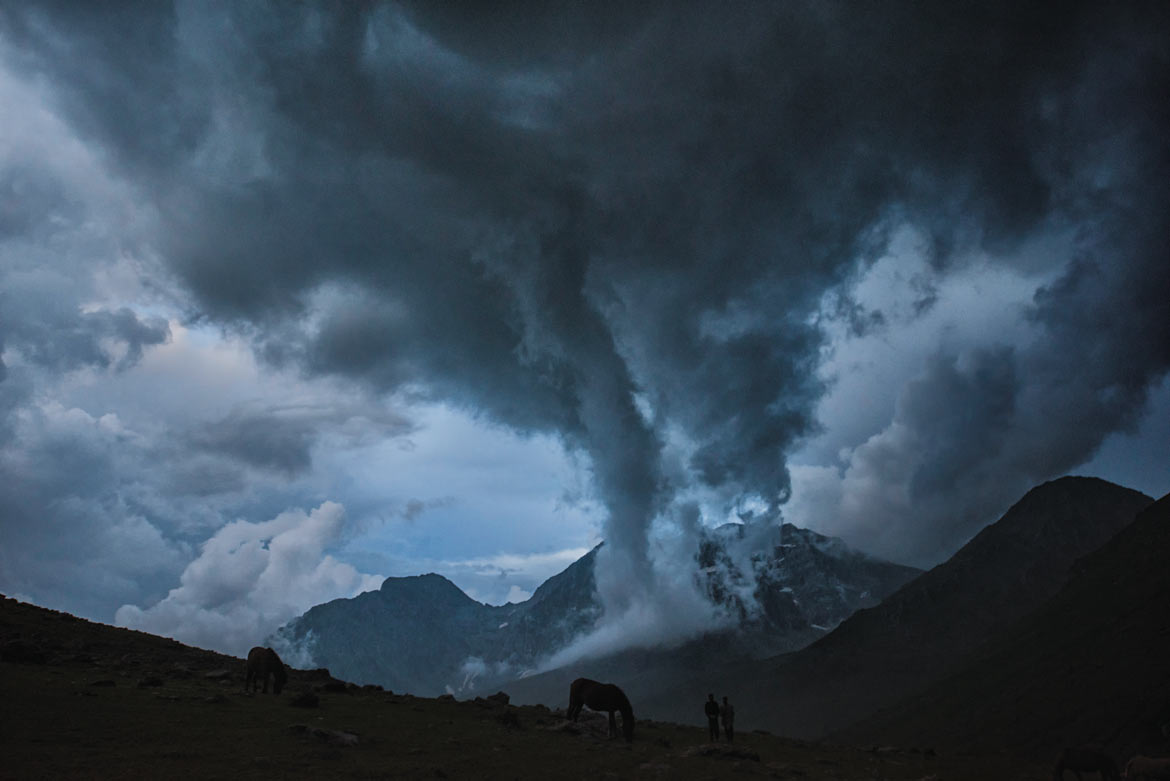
[0,596,1045,780]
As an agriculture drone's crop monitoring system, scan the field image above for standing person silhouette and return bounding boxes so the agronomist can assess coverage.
[721,696,736,743]
[704,693,720,741]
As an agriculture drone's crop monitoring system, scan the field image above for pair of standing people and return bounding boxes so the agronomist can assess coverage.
[704,693,735,743]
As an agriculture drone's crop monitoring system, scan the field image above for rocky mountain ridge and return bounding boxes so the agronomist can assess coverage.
[270,521,920,696]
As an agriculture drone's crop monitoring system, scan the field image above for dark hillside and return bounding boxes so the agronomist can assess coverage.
[0,595,1046,779]
[720,476,1152,738]
[836,492,1170,759]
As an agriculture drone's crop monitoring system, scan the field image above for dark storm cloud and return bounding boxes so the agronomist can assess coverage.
[0,400,188,618]
[0,155,169,391]
[0,293,169,375]
[189,407,322,476]
[188,401,415,476]
[3,1,1167,569]
[0,162,82,239]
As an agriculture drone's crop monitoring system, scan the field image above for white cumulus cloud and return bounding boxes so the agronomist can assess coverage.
[115,501,382,657]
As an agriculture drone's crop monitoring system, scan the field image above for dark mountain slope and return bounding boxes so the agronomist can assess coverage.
[716,476,1152,738]
[836,491,1170,759]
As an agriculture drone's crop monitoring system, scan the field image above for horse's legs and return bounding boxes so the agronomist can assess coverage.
[567,694,581,721]
[608,711,617,739]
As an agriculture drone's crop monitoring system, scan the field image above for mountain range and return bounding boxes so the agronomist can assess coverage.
[696,475,1155,740]
[270,520,920,696]
[272,474,1168,759]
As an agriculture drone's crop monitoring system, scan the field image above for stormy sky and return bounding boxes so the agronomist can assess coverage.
[1,2,1167,657]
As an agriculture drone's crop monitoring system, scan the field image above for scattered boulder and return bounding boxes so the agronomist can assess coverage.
[638,762,672,775]
[204,669,232,681]
[437,693,455,702]
[1,638,48,664]
[289,691,319,708]
[540,713,614,740]
[319,680,348,693]
[496,709,521,730]
[288,724,359,747]
[486,691,510,706]
[681,744,761,762]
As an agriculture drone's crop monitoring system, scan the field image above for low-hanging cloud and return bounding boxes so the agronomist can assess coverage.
[116,502,383,656]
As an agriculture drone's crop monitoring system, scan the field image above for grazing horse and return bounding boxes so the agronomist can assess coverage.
[245,646,288,695]
[567,677,635,742]
[1053,747,1120,780]
[1124,756,1170,780]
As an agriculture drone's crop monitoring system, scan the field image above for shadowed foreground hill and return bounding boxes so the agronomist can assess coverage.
[837,491,1170,759]
[0,596,1045,779]
[717,476,1152,738]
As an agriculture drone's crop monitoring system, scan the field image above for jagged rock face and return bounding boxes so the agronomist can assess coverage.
[270,523,921,696]
[697,522,922,654]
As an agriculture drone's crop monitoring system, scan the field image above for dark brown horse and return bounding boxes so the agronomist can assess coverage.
[567,677,635,741]
[245,646,288,695]
[1053,747,1120,780]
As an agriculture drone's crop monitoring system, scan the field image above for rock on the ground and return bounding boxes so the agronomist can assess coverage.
[288,724,359,747]
[681,744,761,762]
